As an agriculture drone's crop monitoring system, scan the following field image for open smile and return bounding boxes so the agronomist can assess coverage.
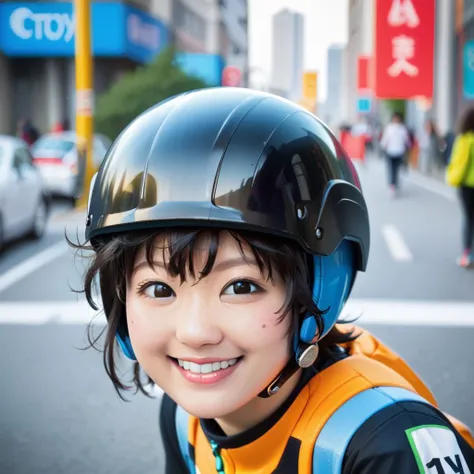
[169,356,244,385]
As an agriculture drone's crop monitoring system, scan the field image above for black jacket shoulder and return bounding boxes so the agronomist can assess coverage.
[342,401,474,474]
[159,393,474,473]
[159,393,189,474]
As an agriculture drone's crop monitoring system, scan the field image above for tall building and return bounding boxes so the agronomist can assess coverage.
[171,0,224,88]
[219,0,249,87]
[343,0,374,123]
[174,0,249,90]
[172,0,219,54]
[325,44,345,129]
[270,9,304,101]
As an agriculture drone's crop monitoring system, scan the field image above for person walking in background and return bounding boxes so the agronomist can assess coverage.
[403,126,415,172]
[52,121,64,133]
[61,117,70,131]
[380,112,411,197]
[418,119,441,174]
[17,118,39,146]
[446,108,474,268]
[52,117,70,133]
[442,129,455,166]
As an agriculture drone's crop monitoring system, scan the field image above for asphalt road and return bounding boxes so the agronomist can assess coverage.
[0,157,473,473]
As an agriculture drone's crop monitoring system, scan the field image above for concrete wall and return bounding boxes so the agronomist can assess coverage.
[345,0,374,123]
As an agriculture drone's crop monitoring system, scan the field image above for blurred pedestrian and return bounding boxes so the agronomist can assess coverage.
[17,118,39,146]
[52,117,70,133]
[403,126,415,172]
[446,107,474,268]
[52,121,64,133]
[380,112,411,196]
[62,117,71,131]
[442,129,455,166]
[417,119,441,174]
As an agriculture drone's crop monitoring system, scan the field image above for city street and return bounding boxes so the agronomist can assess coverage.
[1,156,473,474]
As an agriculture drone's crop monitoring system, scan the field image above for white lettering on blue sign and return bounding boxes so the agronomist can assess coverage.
[9,7,75,43]
[127,13,160,50]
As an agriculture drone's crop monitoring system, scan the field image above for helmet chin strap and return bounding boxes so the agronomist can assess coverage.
[258,342,320,398]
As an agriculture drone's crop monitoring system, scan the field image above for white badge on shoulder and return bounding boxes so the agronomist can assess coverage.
[406,424,471,474]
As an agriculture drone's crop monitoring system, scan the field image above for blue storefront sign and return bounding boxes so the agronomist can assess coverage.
[0,2,169,64]
[463,40,474,100]
[357,97,372,114]
[175,53,225,87]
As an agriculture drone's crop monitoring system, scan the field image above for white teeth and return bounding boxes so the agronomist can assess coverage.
[177,358,239,374]
[190,362,201,373]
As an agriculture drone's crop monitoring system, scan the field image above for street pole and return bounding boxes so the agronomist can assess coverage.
[74,0,95,209]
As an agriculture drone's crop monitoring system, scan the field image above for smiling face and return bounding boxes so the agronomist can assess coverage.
[125,231,292,419]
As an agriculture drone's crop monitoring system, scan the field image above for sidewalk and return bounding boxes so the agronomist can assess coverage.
[410,165,445,184]
[361,153,456,202]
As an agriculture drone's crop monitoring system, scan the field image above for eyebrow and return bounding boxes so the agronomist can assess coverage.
[132,257,258,275]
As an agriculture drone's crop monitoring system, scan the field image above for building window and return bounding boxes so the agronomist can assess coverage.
[173,0,207,43]
[219,20,230,57]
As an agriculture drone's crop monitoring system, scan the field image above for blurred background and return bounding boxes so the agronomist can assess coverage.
[1,0,474,473]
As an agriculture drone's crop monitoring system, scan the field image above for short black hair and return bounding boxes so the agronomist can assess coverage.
[71,228,359,400]
[458,107,474,135]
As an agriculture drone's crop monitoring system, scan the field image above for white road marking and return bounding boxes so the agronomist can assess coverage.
[343,299,474,327]
[0,241,70,294]
[0,301,105,324]
[1,299,474,328]
[382,224,414,262]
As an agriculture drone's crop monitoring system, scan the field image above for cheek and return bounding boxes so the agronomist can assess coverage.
[228,305,292,353]
[125,296,171,355]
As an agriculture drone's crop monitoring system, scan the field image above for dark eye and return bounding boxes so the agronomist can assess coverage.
[142,283,175,299]
[222,280,260,296]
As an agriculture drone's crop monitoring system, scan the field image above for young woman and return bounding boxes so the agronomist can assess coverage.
[79,88,474,473]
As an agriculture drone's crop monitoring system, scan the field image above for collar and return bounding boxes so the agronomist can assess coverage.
[200,345,347,450]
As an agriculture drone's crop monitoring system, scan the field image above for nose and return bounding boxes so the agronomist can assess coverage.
[175,297,223,348]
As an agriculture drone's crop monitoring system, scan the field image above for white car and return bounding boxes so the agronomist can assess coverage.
[0,135,51,251]
[31,131,112,201]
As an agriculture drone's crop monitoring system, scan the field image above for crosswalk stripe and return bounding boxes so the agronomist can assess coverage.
[1,299,474,327]
[382,223,414,262]
[0,241,70,294]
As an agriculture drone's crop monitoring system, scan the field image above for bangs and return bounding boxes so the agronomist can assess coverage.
[100,227,311,321]
[134,229,285,285]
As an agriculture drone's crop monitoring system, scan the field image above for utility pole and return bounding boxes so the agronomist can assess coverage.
[74,0,95,208]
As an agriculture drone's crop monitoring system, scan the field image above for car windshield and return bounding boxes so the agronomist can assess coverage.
[32,136,75,153]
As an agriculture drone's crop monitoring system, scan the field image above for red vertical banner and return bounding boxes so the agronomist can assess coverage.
[374,0,435,99]
[357,56,372,92]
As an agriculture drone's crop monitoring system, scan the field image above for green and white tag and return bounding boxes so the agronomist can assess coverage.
[406,424,471,474]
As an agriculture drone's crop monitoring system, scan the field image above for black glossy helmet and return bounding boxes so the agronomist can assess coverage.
[86,87,369,344]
